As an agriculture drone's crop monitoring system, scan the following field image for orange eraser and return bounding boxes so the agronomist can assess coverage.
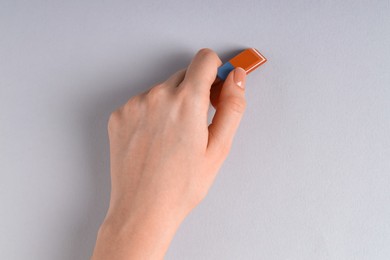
[217,48,267,80]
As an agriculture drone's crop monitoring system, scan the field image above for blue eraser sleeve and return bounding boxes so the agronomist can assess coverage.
[217,61,235,81]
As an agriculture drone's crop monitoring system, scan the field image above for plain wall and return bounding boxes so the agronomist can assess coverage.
[1,1,390,259]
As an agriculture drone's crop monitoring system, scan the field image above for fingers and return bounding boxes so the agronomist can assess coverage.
[165,68,186,87]
[140,68,186,97]
[207,67,247,157]
[181,48,222,96]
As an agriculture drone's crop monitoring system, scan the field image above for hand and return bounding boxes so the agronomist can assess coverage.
[92,48,247,259]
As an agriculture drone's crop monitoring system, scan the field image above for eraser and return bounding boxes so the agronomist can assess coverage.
[217,48,267,80]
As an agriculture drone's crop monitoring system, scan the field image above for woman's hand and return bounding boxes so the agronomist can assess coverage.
[92,48,247,260]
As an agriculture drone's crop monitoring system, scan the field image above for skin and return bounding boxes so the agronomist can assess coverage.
[91,48,247,259]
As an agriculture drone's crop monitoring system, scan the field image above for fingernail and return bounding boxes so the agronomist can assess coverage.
[233,67,246,89]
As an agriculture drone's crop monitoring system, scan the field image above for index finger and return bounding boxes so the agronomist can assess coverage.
[180,48,222,96]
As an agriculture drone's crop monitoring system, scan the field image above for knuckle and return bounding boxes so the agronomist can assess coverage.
[147,83,165,95]
[179,80,198,94]
[146,83,168,102]
[175,86,208,112]
[177,80,208,99]
[108,95,143,132]
[197,48,214,57]
[197,48,219,62]
[122,96,142,115]
[107,109,121,131]
[176,83,196,99]
[125,95,140,107]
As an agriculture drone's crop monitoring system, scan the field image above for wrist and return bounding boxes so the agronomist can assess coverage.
[92,204,186,260]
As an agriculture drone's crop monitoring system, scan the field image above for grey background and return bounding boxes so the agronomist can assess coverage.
[1,0,389,259]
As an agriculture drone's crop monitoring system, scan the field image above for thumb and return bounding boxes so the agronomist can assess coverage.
[207,67,247,157]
